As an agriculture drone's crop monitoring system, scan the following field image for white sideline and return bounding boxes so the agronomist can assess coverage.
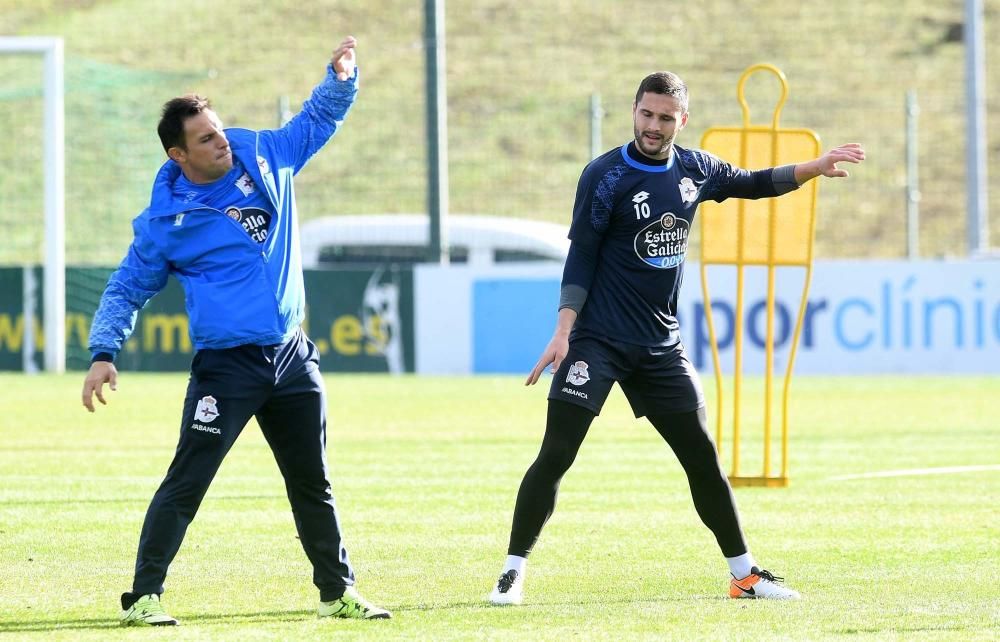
[828,464,1000,481]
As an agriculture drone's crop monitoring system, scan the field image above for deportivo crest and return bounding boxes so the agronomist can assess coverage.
[235,172,255,196]
[194,395,220,423]
[634,212,690,269]
[679,177,698,203]
[566,361,591,386]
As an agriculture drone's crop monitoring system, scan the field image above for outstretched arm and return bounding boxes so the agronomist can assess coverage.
[793,143,866,184]
[264,35,360,173]
[700,143,866,202]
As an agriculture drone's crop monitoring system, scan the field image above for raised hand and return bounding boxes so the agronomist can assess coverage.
[331,35,357,81]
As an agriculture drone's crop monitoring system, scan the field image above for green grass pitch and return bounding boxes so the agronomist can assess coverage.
[1,373,998,640]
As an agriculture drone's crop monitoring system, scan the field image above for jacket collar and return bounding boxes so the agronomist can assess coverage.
[145,128,262,219]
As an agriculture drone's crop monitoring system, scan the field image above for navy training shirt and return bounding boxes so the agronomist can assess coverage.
[564,141,783,347]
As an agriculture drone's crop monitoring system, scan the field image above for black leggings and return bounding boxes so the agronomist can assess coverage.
[506,400,747,558]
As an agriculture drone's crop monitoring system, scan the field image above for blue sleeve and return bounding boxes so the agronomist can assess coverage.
[87,216,170,359]
[563,165,608,296]
[698,151,779,202]
[559,243,598,312]
[257,66,359,174]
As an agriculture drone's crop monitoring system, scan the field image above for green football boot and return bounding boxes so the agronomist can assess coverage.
[119,593,179,626]
[318,586,392,620]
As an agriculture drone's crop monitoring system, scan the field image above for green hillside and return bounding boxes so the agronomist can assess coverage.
[1,0,997,264]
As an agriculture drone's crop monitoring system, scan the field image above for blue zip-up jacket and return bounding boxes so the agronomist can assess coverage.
[88,66,358,360]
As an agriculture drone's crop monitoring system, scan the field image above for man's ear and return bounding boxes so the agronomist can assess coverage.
[167,146,186,163]
[679,111,689,129]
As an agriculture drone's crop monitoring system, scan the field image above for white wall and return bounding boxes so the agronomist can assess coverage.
[415,260,1000,375]
[414,263,562,374]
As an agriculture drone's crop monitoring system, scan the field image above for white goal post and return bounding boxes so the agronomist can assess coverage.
[0,37,65,373]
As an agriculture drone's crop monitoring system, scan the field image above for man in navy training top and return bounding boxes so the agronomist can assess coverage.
[488,71,865,604]
[81,36,391,625]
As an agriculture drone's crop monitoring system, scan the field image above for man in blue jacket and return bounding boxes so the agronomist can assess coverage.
[81,35,390,625]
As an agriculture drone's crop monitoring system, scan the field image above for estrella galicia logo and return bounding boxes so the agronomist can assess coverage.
[633,212,690,269]
[224,206,271,243]
[566,361,590,386]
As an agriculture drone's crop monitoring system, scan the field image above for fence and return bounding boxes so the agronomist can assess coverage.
[1,1,997,268]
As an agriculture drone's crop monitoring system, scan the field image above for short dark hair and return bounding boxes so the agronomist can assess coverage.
[634,72,688,112]
[157,94,212,153]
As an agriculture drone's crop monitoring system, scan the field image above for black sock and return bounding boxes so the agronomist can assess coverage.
[121,592,141,610]
[320,586,348,601]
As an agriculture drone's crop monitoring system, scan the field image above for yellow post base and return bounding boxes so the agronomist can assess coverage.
[728,476,789,488]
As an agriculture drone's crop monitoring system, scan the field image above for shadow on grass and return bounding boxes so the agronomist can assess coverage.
[0,617,120,633]
[1,595,719,632]
[0,609,313,633]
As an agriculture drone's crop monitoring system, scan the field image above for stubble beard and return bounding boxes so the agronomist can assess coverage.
[634,127,673,159]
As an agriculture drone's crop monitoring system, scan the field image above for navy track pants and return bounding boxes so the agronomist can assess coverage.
[131,328,355,597]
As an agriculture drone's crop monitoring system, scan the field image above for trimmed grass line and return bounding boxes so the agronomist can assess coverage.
[827,464,1000,481]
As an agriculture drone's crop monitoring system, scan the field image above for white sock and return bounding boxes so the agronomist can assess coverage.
[726,552,757,579]
[503,555,527,577]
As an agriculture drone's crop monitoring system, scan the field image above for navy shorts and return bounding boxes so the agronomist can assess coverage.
[547,334,704,418]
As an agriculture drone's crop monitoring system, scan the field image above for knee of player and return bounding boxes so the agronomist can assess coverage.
[538,444,580,472]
